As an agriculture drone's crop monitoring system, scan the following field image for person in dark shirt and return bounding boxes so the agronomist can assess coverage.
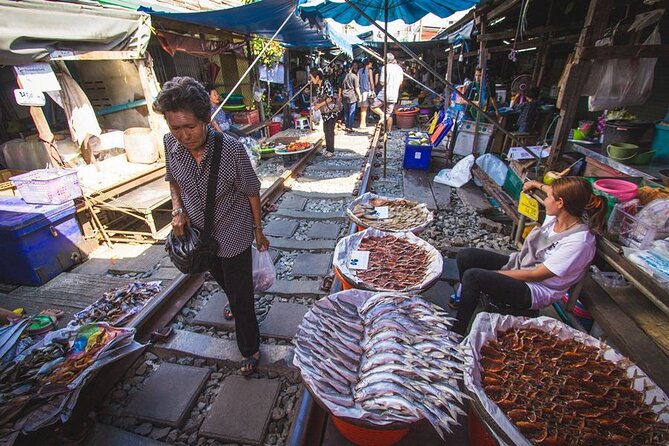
[514,87,540,133]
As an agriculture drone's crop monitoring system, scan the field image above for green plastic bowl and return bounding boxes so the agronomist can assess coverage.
[607,143,639,163]
[630,150,655,165]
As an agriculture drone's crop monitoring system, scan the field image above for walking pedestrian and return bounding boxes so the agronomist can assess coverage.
[358,59,376,129]
[311,68,338,158]
[370,53,404,132]
[340,61,361,132]
[155,77,268,375]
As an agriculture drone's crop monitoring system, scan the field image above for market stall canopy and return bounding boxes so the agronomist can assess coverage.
[433,19,475,43]
[141,0,362,54]
[0,0,152,65]
[298,0,480,26]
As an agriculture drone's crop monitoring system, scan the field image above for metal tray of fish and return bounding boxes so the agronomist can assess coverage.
[462,313,669,446]
[293,290,468,439]
[347,192,433,233]
[333,228,442,293]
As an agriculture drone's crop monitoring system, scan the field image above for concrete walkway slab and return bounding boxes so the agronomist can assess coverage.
[441,258,460,282]
[152,330,295,371]
[83,424,170,446]
[192,292,235,331]
[267,280,327,296]
[293,253,332,277]
[403,169,437,210]
[456,182,493,214]
[307,222,342,240]
[260,302,309,339]
[264,220,299,238]
[274,209,346,220]
[200,376,280,445]
[279,195,307,211]
[125,363,209,427]
[422,281,454,312]
[267,237,336,251]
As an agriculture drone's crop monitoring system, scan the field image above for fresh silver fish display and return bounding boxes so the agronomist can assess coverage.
[293,291,467,438]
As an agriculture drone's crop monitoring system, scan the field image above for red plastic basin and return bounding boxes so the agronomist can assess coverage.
[593,179,638,202]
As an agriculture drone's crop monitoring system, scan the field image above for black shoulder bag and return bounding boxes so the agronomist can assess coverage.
[166,133,222,274]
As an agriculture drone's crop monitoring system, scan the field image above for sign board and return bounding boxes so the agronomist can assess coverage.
[14,63,61,92]
[348,250,370,270]
[13,89,46,107]
[373,206,389,219]
[518,193,540,221]
[507,145,551,161]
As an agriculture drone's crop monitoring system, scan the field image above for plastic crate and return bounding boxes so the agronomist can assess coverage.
[403,141,432,170]
[10,169,82,205]
[454,120,495,156]
[231,109,260,126]
[607,203,656,249]
[502,169,523,201]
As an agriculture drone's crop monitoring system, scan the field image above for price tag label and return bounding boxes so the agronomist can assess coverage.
[518,193,540,221]
[348,250,370,270]
[374,206,389,219]
[13,89,45,107]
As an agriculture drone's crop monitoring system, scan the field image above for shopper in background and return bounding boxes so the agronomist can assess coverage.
[311,68,338,158]
[340,61,361,132]
[155,77,267,375]
[358,59,376,129]
[370,53,404,132]
[450,177,608,335]
[206,85,245,138]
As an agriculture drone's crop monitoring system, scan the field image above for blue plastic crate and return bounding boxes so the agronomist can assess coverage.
[0,197,84,285]
[404,137,432,170]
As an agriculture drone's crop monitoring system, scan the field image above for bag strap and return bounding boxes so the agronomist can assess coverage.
[203,132,223,242]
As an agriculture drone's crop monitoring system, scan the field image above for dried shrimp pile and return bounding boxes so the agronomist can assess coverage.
[69,281,161,328]
[294,291,467,438]
[355,236,431,290]
[481,327,669,445]
[351,197,431,232]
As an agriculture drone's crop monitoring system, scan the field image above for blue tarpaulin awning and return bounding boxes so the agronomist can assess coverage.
[140,0,360,52]
[298,0,480,26]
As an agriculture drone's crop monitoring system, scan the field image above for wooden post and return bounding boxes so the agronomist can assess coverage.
[473,15,486,155]
[13,68,62,168]
[548,0,613,169]
[445,45,455,108]
[137,55,168,160]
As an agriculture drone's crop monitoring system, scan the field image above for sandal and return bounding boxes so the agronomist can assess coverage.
[223,304,234,321]
[240,351,261,376]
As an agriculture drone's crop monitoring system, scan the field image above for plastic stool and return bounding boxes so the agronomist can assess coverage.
[294,116,310,130]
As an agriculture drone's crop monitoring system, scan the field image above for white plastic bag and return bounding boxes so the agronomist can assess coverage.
[434,154,475,188]
[475,153,508,186]
[252,247,276,292]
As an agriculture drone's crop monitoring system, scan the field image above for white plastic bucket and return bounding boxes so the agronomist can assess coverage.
[123,128,158,164]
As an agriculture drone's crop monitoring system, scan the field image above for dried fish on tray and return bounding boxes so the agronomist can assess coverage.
[0,323,140,437]
[347,192,433,233]
[67,281,162,328]
[462,313,669,446]
[294,290,468,439]
[333,228,442,293]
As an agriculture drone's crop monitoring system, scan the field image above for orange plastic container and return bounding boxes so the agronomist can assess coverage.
[468,408,499,446]
[331,416,410,446]
[334,266,354,290]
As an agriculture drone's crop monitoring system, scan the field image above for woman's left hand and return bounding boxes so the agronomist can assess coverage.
[255,229,270,252]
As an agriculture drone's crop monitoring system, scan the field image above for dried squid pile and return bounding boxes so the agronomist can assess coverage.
[481,327,669,445]
[69,281,162,328]
[294,292,468,438]
[354,236,431,290]
[351,197,431,232]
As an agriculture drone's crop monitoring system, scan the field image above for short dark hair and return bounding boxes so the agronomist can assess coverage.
[205,84,217,93]
[154,77,211,123]
[475,66,482,72]
[311,68,324,80]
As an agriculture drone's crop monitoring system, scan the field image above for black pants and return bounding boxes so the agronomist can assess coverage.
[209,246,260,357]
[452,248,532,335]
[323,118,336,153]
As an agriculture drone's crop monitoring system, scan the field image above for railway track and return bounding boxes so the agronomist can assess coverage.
[23,128,382,446]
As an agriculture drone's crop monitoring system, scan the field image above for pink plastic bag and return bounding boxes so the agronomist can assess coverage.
[252,247,276,292]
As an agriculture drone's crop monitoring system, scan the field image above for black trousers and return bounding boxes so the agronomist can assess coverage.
[323,118,336,153]
[452,248,532,335]
[209,246,260,357]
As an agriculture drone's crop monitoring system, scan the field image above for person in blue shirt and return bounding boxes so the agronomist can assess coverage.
[207,85,245,138]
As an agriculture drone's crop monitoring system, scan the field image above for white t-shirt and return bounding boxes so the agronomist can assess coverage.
[526,215,596,309]
[377,63,404,103]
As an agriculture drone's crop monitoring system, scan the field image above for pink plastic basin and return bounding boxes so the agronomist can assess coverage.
[593,179,638,202]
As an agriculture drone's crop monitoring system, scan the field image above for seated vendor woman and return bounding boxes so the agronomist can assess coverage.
[450,177,608,336]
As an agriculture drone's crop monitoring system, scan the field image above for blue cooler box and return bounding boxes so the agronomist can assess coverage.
[0,197,83,285]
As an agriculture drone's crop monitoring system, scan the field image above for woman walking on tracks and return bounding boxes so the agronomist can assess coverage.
[155,77,268,375]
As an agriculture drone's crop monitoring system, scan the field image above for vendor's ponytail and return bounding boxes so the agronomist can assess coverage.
[551,177,609,233]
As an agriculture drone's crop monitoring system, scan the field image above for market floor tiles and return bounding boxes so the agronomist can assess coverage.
[279,195,307,211]
[264,220,299,238]
[192,291,235,331]
[73,244,169,275]
[125,363,210,427]
[200,376,280,445]
[260,302,310,339]
[83,423,170,446]
[306,222,342,240]
[292,253,332,277]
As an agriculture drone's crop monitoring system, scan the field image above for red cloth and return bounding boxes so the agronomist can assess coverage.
[157,31,245,58]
